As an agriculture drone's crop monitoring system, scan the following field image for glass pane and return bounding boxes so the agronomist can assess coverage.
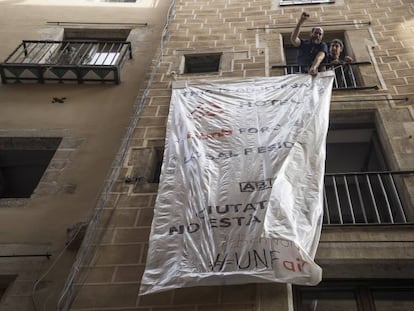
[373,290,414,311]
[88,52,119,65]
[301,291,358,311]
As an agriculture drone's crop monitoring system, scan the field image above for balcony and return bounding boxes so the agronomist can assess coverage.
[323,171,414,225]
[0,40,132,84]
[272,62,377,91]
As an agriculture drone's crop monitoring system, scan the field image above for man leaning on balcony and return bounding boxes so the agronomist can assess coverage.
[290,12,328,76]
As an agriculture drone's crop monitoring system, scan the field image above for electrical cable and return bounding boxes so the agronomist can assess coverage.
[56,1,176,310]
[331,97,409,103]
[247,21,371,31]
[46,21,148,27]
[31,222,86,311]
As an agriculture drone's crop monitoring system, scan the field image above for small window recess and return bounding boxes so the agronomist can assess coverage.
[149,147,163,184]
[126,147,164,193]
[0,137,62,199]
[0,275,16,301]
[184,53,222,74]
[168,49,239,77]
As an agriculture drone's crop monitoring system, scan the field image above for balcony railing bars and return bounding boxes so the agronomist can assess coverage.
[323,171,414,225]
[272,62,377,90]
[0,40,132,84]
[4,40,132,66]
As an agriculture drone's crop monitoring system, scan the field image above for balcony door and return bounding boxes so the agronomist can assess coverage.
[323,123,408,224]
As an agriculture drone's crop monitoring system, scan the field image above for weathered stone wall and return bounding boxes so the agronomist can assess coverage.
[0,1,173,311]
[67,0,414,310]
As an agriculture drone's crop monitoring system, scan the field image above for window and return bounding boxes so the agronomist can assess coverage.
[127,147,164,193]
[323,120,410,225]
[283,32,349,69]
[278,31,371,90]
[280,0,335,5]
[0,275,16,301]
[325,123,387,174]
[168,49,242,76]
[0,137,61,198]
[372,289,414,311]
[294,280,414,311]
[63,28,132,66]
[184,53,222,74]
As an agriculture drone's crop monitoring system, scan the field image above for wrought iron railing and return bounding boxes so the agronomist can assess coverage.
[272,62,377,90]
[323,171,414,225]
[0,40,132,84]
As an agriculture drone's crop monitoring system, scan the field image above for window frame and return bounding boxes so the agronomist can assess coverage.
[126,146,164,193]
[322,113,413,225]
[293,279,414,311]
[0,130,77,208]
[0,137,62,199]
[276,30,378,90]
[0,275,16,302]
[183,53,223,75]
[63,28,132,66]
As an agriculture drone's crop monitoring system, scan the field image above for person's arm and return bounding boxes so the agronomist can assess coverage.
[309,51,326,76]
[309,41,328,76]
[290,12,309,47]
[344,55,353,63]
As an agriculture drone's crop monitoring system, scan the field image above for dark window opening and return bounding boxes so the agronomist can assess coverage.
[373,289,414,311]
[0,137,61,199]
[148,148,163,184]
[0,275,16,301]
[325,122,387,174]
[128,147,164,193]
[323,122,410,224]
[294,280,414,311]
[184,53,222,74]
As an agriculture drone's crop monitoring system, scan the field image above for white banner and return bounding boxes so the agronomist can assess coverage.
[139,73,334,295]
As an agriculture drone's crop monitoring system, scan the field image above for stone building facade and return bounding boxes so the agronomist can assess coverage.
[1,0,414,310]
[0,1,171,310]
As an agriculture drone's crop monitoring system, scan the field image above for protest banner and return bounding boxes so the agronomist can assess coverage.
[140,72,334,295]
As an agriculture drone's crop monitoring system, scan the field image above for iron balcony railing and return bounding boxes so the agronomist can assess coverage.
[323,171,414,225]
[272,62,377,90]
[0,40,132,84]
